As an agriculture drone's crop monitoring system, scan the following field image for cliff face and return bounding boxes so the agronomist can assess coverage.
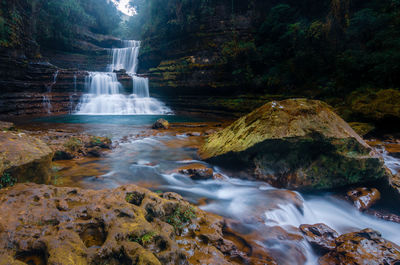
[135,1,260,116]
[136,0,400,122]
[138,1,256,95]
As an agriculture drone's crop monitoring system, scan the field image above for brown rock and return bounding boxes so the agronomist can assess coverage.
[187,132,201,136]
[365,209,400,223]
[152,119,169,130]
[0,121,15,131]
[204,129,217,136]
[176,163,214,180]
[347,187,381,211]
[390,173,400,196]
[319,228,400,265]
[300,223,338,253]
[0,131,53,187]
[36,132,112,161]
[86,146,102,157]
[0,183,248,264]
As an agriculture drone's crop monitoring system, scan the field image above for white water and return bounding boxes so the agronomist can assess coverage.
[53,125,400,265]
[42,96,52,114]
[76,40,171,115]
[42,70,59,113]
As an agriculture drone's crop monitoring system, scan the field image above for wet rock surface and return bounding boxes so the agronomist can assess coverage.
[0,121,15,131]
[299,224,338,253]
[24,129,112,161]
[176,163,214,180]
[319,228,400,265]
[365,209,400,223]
[200,99,388,190]
[346,187,381,211]
[0,183,254,265]
[390,173,400,197]
[0,131,52,186]
[152,118,170,130]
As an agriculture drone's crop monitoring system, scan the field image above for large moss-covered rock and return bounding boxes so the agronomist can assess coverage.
[0,183,253,264]
[199,99,387,190]
[0,131,53,187]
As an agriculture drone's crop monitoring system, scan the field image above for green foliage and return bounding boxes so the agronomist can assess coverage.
[90,136,103,146]
[132,0,400,100]
[0,0,121,50]
[64,137,82,152]
[0,172,17,189]
[167,205,196,232]
[129,231,158,245]
[125,193,135,203]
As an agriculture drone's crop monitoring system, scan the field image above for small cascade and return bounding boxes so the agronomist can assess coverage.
[76,40,171,115]
[108,40,140,73]
[73,73,77,93]
[42,96,52,114]
[43,70,59,113]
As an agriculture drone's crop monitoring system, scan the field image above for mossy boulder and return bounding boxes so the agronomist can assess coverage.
[152,118,169,130]
[199,99,387,190]
[0,131,53,187]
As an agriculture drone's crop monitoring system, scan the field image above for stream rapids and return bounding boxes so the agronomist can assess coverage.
[29,116,400,265]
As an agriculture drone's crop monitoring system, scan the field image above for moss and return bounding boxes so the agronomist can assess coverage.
[129,231,158,245]
[0,172,17,189]
[348,122,375,136]
[64,137,82,152]
[167,205,196,232]
[349,89,400,121]
[90,136,103,146]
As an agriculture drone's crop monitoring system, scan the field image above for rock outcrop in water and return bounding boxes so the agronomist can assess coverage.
[0,183,249,265]
[346,187,381,211]
[199,99,388,190]
[152,119,170,130]
[0,131,52,187]
[300,224,400,264]
[319,228,400,265]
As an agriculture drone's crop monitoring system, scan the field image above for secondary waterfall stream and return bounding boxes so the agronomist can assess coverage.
[76,40,172,115]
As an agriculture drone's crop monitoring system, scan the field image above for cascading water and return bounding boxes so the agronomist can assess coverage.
[76,40,171,115]
[42,70,59,113]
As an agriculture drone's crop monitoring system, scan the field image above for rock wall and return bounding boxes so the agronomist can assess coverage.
[136,1,281,116]
[0,50,134,117]
[139,3,255,96]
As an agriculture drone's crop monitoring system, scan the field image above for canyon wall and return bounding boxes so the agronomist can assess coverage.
[0,0,124,117]
[136,0,400,123]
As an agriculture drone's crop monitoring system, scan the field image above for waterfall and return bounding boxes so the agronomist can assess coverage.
[42,96,52,114]
[76,40,171,115]
[108,40,140,73]
[43,70,59,113]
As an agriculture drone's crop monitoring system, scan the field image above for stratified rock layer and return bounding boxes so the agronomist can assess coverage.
[0,131,52,185]
[0,183,251,265]
[199,99,387,190]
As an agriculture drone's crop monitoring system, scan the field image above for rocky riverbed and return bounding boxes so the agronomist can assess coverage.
[1,100,400,265]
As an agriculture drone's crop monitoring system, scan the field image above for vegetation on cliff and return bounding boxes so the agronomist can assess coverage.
[0,0,121,55]
[126,0,400,126]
